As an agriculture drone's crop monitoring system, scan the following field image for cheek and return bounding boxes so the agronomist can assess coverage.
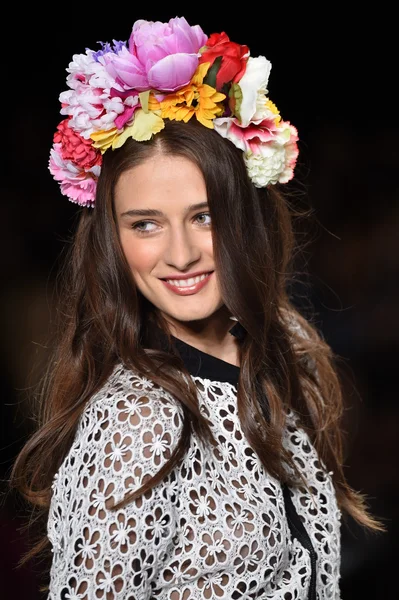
[205,236,214,254]
[120,235,159,274]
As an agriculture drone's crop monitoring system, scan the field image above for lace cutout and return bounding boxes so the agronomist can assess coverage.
[47,366,341,599]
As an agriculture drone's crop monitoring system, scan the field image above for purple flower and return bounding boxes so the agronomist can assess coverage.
[107,16,208,92]
[92,40,127,62]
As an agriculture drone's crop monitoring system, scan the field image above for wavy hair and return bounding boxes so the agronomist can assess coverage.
[10,119,383,565]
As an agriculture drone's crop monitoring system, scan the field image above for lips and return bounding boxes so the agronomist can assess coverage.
[161,271,213,296]
[161,270,213,281]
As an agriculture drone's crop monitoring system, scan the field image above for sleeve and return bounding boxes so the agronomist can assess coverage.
[46,369,183,600]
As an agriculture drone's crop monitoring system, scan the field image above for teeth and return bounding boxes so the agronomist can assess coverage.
[166,273,210,287]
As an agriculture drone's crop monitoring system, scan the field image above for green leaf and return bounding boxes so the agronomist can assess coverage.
[204,56,223,89]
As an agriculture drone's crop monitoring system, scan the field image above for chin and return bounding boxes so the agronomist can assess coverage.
[162,302,221,323]
[168,310,214,323]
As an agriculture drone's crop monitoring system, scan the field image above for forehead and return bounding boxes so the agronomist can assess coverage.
[115,155,207,213]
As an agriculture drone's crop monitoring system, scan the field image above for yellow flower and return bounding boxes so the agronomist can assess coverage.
[90,67,226,153]
[90,109,165,151]
[113,109,164,146]
[153,62,226,129]
[91,128,119,152]
[265,99,282,126]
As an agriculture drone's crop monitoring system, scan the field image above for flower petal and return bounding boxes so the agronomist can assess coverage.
[237,56,272,126]
[91,128,119,152]
[112,109,165,145]
[148,54,199,91]
[109,46,149,90]
[168,17,208,52]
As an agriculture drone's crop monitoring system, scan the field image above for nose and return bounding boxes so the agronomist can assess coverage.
[163,225,201,271]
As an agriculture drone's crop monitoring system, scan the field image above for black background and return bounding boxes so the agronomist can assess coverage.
[1,7,397,598]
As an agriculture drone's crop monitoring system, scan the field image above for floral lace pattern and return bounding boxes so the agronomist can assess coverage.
[47,365,341,599]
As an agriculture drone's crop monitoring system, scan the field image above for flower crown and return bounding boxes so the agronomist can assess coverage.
[49,17,299,207]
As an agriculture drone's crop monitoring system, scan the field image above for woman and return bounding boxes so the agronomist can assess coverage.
[11,15,382,600]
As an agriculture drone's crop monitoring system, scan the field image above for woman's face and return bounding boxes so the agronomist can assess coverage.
[115,154,224,328]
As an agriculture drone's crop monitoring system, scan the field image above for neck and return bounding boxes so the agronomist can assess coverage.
[161,306,241,366]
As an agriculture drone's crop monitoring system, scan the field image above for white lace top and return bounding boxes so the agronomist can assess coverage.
[47,329,341,599]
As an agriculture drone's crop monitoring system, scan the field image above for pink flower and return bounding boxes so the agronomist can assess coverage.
[278,123,299,183]
[59,49,123,139]
[54,119,102,170]
[213,116,280,153]
[214,116,299,186]
[107,17,208,92]
[109,88,141,129]
[49,143,100,207]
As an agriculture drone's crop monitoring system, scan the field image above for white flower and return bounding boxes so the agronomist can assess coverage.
[150,434,169,456]
[75,527,101,570]
[117,394,153,428]
[189,486,216,521]
[92,53,124,91]
[59,49,125,139]
[220,441,235,462]
[207,469,227,494]
[64,51,98,87]
[97,560,125,596]
[253,94,281,123]
[245,145,287,187]
[131,374,154,390]
[237,480,258,503]
[63,577,90,600]
[202,529,231,562]
[105,433,132,471]
[237,56,272,126]
[244,122,299,187]
[108,442,129,463]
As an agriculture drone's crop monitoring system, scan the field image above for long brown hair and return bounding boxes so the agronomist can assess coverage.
[10,119,384,565]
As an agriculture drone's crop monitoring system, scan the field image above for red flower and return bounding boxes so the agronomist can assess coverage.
[54,118,102,170]
[199,32,249,90]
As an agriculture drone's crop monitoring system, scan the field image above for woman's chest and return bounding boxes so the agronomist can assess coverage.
[159,438,297,592]
[164,382,292,577]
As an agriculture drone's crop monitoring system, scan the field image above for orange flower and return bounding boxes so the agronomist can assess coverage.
[149,63,226,129]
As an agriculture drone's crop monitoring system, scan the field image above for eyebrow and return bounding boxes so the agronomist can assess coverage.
[120,202,209,218]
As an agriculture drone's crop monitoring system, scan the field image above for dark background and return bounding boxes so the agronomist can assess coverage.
[1,7,397,598]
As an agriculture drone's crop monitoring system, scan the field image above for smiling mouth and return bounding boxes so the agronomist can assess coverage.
[160,271,213,284]
[160,272,213,295]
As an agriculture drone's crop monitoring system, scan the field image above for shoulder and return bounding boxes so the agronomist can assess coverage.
[52,364,184,504]
[81,363,184,439]
[47,364,184,595]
